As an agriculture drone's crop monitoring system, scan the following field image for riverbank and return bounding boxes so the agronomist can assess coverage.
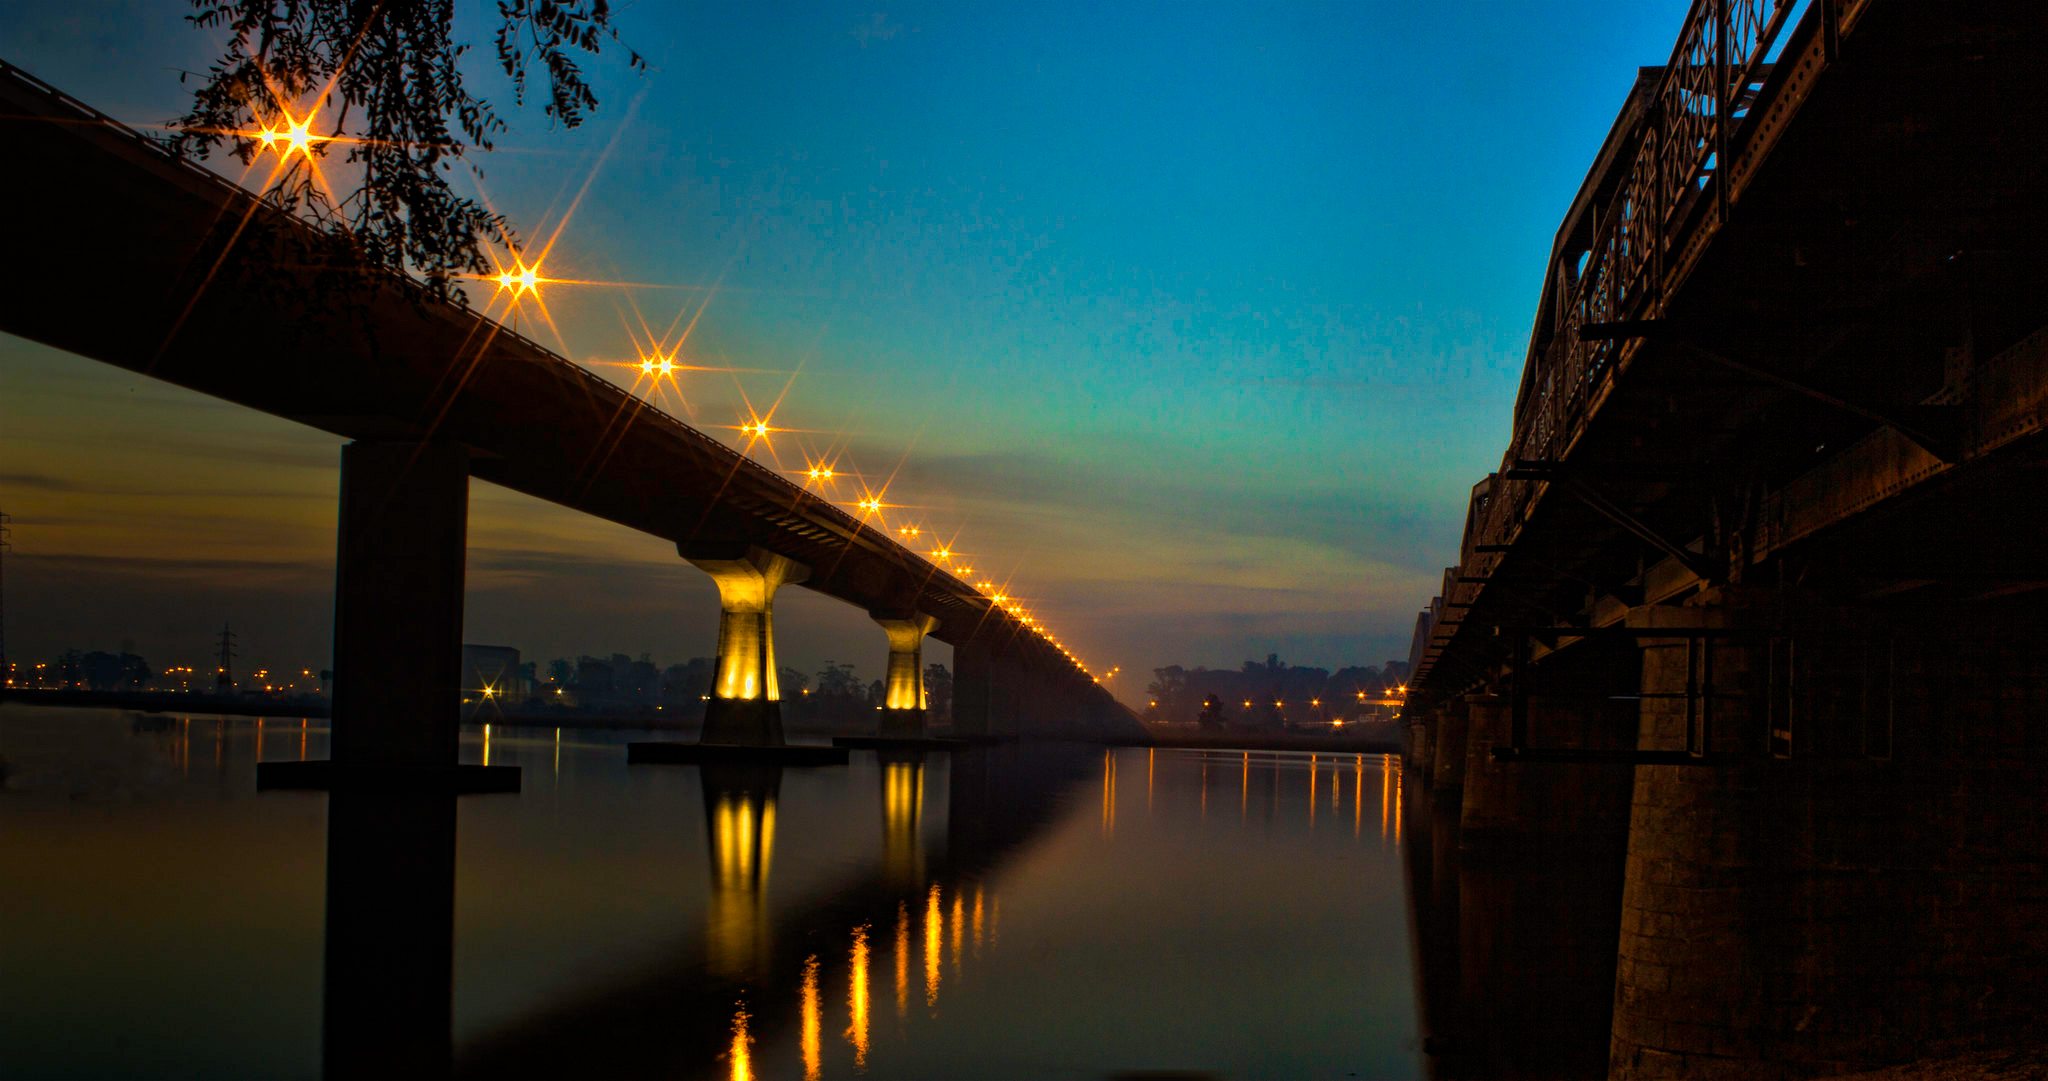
[1107,725,1402,754]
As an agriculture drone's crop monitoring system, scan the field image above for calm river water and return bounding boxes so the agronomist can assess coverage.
[0,703,1422,1079]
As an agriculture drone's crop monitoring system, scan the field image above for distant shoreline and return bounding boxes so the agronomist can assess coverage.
[0,690,1404,753]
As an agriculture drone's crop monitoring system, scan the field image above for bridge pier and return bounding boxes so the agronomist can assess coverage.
[1610,588,2048,1078]
[951,639,993,737]
[630,546,844,765]
[1429,695,1470,799]
[1406,709,1435,774]
[872,611,939,737]
[689,547,806,746]
[261,440,515,792]
[952,638,1026,738]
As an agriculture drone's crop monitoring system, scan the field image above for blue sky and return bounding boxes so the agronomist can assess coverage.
[0,1,1694,698]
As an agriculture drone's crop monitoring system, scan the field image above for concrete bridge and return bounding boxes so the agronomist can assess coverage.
[0,63,1138,785]
[1401,1,2048,1077]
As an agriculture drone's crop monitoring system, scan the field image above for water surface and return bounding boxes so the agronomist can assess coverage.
[0,703,1421,1079]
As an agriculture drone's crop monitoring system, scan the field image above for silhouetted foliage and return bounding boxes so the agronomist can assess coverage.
[171,0,642,298]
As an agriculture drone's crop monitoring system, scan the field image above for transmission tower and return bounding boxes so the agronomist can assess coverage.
[215,622,237,693]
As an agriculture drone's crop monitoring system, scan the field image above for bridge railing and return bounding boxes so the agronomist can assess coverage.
[1490,0,1815,544]
[1422,0,1833,687]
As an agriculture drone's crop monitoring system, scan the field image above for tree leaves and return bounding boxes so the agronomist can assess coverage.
[170,0,639,302]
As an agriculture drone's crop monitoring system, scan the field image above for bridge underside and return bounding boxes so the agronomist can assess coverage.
[0,62,1140,764]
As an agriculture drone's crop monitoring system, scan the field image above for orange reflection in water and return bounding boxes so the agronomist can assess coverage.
[972,885,985,955]
[708,792,777,977]
[1354,755,1365,838]
[1381,753,1392,841]
[800,955,822,1081]
[882,759,925,885]
[1309,753,1319,829]
[1394,757,1404,845]
[950,892,964,977]
[1240,751,1249,821]
[1100,750,1117,837]
[846,925,870,1068]
[728,1001,754,1081]
[894,901,910,1017]
[924,884,942,1007]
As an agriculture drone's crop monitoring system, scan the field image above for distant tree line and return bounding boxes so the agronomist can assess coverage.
[1146,653,1409,728]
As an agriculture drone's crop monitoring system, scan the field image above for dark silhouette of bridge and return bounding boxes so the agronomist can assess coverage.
[0,62,1137,786]
[1401,2,2048,1078]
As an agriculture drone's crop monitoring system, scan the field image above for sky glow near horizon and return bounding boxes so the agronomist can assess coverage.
[0,1,1694,701]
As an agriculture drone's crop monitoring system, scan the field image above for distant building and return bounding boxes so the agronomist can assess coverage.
[461,644,527,701]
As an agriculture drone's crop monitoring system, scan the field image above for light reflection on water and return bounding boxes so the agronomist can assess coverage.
[0,703,1420,1079]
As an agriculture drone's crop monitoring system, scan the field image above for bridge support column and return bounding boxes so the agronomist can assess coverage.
[688,547,807,746]
[1450,678,1632,1077]
[951,640,991,736]
[333,441,467,770]
[1429,696,1470,799]
[1406,709,1435,773]
[1611,588,2048,1078]
[871,611,939,737]
[262,441,516,792]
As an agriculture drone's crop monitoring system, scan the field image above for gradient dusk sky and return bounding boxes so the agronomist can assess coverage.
[0,1,1694,702]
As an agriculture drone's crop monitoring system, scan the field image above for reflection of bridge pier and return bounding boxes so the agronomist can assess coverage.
[322,788,459,1076]
[702,763,783,980]
[454,744,1099,1077]
[878,751,928,890]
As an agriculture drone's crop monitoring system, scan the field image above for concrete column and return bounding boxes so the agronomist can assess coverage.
[1409,709,1435,774]
[331,441,468,771]
[1430,696,1471,798]
[872,611,939,737]
[986,646,1026,736]
[1459,682,1634,851]
[685,547,807,746]
[1609,588,2048,1077]
[1458,695,1509,835]
[952,639,992,736]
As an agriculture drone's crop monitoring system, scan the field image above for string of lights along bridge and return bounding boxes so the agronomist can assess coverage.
[223,91,1110,684]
